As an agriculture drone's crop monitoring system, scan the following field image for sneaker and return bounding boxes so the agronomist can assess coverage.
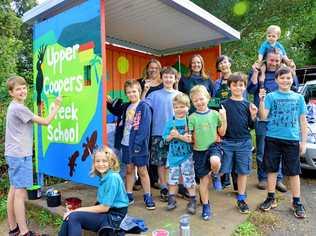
[24,231,41,236]
[293,203,306,219]
[259,198,277,211]
[276,181,287,193]
[144,194,156,210]
[202,203,212,221]
[177,184,190,200]
[160,188,168,202]
[257,181,267,190]
[167,195,177,211]
[237,200,250,214]
[127,193,135,205]
[8,225,20,236]
[212,174,222,191]
[187,199,197,215]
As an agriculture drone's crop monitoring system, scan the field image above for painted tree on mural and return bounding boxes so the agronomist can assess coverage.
[192,0,316,72]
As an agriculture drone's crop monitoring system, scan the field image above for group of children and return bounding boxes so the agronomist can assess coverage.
[4,24,307,236]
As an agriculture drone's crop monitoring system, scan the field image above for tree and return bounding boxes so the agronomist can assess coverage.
[192,0,316,72]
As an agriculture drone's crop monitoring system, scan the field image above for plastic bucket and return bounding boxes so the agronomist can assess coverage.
[65,197,82,210]
[27,185,42,200]
[46,193,61,207]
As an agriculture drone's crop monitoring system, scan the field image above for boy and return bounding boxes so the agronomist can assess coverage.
[189,85,227,220]
[162,93,196,214]
[146,66,179,202]
[106,80,155,210]
[258,25,292,66]
[220,73,258,214]
[258,67,307,218]
[5,75,61,236]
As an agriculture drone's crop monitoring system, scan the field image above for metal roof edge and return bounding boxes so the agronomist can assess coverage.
[159,0,240,40]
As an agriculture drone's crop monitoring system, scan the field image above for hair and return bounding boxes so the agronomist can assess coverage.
[173,92,191,108]
[90,146,120,177]
[189,85,210,100]
[227,72,248,87]
[267,25,281,37]
[124,79,142,94]
[275,66,292,79]
[188,54,208,80]
[266,47,282,58]
[142,58,162,80]
[161,66,178,77]
[215,55,232,72]
[6,75,27,91]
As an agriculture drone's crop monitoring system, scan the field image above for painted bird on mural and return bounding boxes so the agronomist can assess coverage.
[81,130,98,161]
[36,45,47,111]
[68,150,80,177]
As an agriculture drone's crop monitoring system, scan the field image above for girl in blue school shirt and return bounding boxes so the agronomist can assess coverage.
[59,146,129,236]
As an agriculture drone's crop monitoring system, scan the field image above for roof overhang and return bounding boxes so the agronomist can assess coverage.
[23,0,240,56]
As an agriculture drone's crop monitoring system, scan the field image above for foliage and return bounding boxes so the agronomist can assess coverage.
[192,0,316,73]
[27,204,63,228]
[233,221,261,236]
[0,197,7,221]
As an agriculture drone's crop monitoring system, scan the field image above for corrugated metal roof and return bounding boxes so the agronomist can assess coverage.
[23,0,240,55]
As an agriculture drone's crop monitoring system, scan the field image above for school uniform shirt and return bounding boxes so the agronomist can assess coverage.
[221,99,254,140]
[121,102,139,146]
[188,109,221,151]
[97,170,129,209]
[265,90,307,141]
[162,117,192,167]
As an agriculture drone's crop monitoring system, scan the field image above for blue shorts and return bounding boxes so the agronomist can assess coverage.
[264,137,301,176]
[150,136,168,167]
[5,156,33,188]
[193,143,222,178]
[220,139,252,175]
[168,158,196,188]
[121,145,148,167]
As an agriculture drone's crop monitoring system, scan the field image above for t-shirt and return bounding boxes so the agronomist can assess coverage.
[265,90,307,141]
[97,170,129,208]
[221,99,254,140]
[146,88,179,136]
[162,117,192,167]
[189,109,221,151]
[121,102,138,146]
[5,101,34,157]
[258,40,287,58]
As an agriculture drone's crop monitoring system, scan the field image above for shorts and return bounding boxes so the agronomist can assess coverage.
[5,156,33,188]
[121,145,148,167]
[193,143,222,178]
[220,139,252,175]
[168,158,196,188]
[263,137,301,176]
[150,136,168,167]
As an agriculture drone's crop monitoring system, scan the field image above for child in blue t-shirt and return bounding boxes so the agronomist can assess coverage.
[146,66,179,202]
[162,93,196,214]
[258,66,307,219]
[220,73,258,214]
[59,146,129,235]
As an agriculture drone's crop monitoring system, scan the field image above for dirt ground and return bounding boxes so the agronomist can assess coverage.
[1,170,315,236]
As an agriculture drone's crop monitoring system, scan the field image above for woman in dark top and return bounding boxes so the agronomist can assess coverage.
[178,54,213,97]
[138,59,163,99]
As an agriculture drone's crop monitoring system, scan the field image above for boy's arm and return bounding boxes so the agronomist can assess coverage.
[32,96,61,126]
[300,114,308,156]
[258,89,269,120]
[106,96,125,117]
[217,106,227,136]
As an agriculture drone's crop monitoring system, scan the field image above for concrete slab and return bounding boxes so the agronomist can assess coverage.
[27,173,267,236]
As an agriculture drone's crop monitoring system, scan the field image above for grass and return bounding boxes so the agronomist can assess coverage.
[233,221,261,236]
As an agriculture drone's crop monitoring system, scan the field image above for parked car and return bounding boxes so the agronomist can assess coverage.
[297,66,316,170]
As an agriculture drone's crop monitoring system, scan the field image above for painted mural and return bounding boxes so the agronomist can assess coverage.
[33,0,102,186]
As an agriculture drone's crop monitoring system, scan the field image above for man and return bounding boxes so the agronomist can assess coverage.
[247,48,298,192]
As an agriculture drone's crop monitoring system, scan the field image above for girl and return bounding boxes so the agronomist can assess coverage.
[58,146,129,236]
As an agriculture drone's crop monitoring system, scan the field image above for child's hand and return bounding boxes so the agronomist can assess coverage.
[106,95,113,103]
[183,133,192,143]
[259,88,266,102]
[249,103,258,118]
[54,96,62,107]
[170,128,179,138]
[63,209,72,220]
[300,142,307,156]
[144,79,151,91]
[252,61,261,72]
[219,105,226,121]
